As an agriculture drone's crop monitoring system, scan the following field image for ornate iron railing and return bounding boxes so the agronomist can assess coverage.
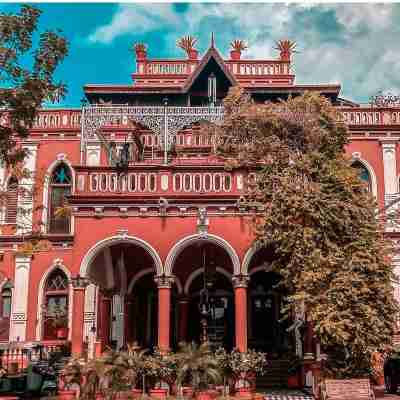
[81,105,224,164]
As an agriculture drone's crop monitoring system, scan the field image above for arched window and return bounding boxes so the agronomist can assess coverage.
[0,281,12,341]
[49,163,72,234]
[43,269,69,340]
[5,177,18,224]
[352,161,372,192]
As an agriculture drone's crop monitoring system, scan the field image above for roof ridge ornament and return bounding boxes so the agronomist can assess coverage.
[211,32,215,49]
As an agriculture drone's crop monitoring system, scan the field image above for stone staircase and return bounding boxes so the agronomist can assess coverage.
[257,359,290,389]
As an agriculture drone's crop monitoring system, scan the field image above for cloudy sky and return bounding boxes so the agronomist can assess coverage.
[2,2,399,107]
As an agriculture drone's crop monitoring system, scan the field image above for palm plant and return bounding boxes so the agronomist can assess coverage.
[230,40,247,52]
[274,39,297,61]
[176,342,222,393]
[134,43,147,53]
[177,36,198,55]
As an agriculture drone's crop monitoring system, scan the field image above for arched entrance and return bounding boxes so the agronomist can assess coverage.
[248,270,289,354]
[127,271,180,350]
[245,246,292,356]
[168,238,236,350]
[186,268,234,349]
[78,235,163,354]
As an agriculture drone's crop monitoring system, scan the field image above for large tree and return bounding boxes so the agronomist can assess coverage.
[0,5,68,167]
[212,87,397,377]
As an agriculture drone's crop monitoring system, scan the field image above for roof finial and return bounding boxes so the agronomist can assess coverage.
[211,32,215,48]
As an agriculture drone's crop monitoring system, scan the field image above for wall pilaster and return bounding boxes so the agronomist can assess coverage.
[381,140,397,195]
[17,144,38,234]
[10,255,31,341]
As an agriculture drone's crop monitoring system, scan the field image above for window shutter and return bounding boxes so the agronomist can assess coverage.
[5,180,18,224]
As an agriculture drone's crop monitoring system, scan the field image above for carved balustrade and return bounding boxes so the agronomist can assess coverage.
[75,167,257,196]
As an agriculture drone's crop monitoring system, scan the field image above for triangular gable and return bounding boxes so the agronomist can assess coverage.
[183,46,238,93]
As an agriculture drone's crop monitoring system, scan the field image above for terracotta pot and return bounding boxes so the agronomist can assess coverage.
[230,50,241,60]
[235,387,254,399]
[188,49,198,60]
[95,393,104,400]
[374,375,385,386]
[58,390,77,400]
[131,388,142,398]
[183,386,194,398]
[196,391,214,400]
[57,327,68,339]
[149,388,168,399]
[136,50,147,60]
[287,374,300,389]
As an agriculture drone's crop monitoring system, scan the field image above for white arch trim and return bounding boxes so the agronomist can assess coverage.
[184,267,232,295]
[35,259,72,341]
[242,243,262,276]
[351,154,378,198]
[41,157,75,234]
[80,235,163,278]
[164,233,241,276]
[127,268,183,294]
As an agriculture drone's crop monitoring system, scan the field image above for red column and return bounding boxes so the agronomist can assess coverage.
[304,319,315,360]
[156,276,173,352]
[100,293,112,349]
[178,297,190,343]
[71,277,89,356]
[124,296,132,345]
[233,275,249,352]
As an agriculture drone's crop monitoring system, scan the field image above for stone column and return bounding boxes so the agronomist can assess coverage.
[155,276,174,352]
[124,295,133,345]
[10,256,31,341]
[304,318,315,360]
[381,140,397,195]
[100,289,113,350]
[71,275,89,356]
[178,297,190,343]
[233,275,249,352]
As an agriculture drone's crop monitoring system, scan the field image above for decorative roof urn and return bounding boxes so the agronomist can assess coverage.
[134,43,147,61]
[274,39,297,62]
[230,39,248,61]
[177,35,198,60]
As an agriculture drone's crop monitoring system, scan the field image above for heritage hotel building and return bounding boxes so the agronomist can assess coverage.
[0,37,399,386]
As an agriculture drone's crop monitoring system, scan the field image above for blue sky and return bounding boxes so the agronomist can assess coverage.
[2,3,400,107]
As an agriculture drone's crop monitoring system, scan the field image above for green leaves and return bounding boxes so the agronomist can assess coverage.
[216,87,398,378]
[0,5,68,167]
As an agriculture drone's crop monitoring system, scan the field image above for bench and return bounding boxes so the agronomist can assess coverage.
[322,379,375,400]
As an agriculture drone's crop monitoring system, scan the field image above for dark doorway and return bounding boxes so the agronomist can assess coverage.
[187,271,234,350]
[248,271,290,355]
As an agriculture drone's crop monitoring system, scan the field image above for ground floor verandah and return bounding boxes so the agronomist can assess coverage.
[52,233,319,389]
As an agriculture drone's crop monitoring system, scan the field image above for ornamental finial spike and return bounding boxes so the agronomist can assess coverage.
[211,32,215,48]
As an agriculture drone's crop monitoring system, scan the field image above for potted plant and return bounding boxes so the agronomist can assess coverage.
[177,36,198,60]
[176,342,221,400]
[58,358,85,400]
[134,43,147,60]
[230,40,247,61]
[144,349,177,399]
[229,349,267,398]
[287,355,302,389]
[215,347,234,396]
[47,303,69,340]
[124,344,148,398]
[274,39,297,62]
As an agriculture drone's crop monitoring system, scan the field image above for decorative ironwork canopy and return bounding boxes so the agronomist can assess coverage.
[81,104,224,165]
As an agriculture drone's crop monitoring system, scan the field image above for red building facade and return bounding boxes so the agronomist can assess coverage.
[0,37,399,386]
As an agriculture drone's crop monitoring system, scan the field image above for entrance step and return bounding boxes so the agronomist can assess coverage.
[263,390,314,400]
[257,360,290,388]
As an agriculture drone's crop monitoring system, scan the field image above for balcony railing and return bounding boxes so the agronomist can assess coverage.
[2,104,400,133]
[75,168,257,196]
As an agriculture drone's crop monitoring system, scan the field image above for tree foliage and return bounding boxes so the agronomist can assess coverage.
[212,86,398,377]
[0,5,68,166]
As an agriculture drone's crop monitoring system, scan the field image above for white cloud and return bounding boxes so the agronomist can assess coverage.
[88,4,180,44]
[87,3,400,102]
